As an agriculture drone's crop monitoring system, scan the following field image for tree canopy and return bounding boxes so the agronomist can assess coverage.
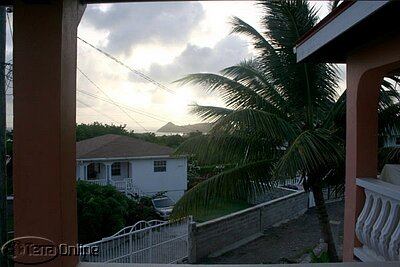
[172,0,400,261]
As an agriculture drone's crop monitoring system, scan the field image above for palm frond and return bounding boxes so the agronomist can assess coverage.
[171,158,275,218]
[175,133,279,165]
[329,0,341,12]
[174,73,273,111]
[212,109,298,143]
[274,129,344,179]
[321,90,346,132]
[189,104,234,122]
[379,146,400,166]
[230,16,279,60]
[221,60,287,115]
[378,103,400,143]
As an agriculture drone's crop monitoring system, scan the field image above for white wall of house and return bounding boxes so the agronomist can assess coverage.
[76,157,187,201]
[132,158,187,202]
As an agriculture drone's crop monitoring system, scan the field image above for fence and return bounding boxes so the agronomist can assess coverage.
[85,178,147,198]
[81,217,191,264]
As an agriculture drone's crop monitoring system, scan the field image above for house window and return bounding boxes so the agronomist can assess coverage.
[154,160,166,172]
[112,162,121,176]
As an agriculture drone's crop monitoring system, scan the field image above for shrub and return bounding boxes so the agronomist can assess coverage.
[77,181,157,243]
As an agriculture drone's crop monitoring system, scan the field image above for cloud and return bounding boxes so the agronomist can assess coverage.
[137,34,252,84]
[81,2,205,56]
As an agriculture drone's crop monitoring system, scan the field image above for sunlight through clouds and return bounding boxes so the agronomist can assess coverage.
[75,1,337,133]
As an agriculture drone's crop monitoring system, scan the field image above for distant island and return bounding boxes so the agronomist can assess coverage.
[157,122,212,134]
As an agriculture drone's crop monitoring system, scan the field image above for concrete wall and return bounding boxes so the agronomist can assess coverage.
[188,191,308,263]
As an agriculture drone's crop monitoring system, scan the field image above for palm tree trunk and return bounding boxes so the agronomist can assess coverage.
[311,183,339,262]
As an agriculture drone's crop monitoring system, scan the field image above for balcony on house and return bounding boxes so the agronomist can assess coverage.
[354,171,400,261]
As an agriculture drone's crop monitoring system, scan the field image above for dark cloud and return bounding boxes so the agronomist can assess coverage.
[133,35,252,84]
[81,2,205,55]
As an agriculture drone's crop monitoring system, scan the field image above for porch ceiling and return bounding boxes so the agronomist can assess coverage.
[295,1,399,63]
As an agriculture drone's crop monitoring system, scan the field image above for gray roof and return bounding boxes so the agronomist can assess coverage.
[76,134,175,160]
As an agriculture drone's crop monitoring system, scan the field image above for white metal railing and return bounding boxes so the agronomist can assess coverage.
[277,176,302,187]
[80,217,191,264]
[354,178,400,262]
[86,179,108,186]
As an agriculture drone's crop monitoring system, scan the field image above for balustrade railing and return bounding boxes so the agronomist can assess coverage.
[85,178,147,198]
[86,179,107,186]
[354,178,400,262]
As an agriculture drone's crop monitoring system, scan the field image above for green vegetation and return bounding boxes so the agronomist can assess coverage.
[77,181,157,243]
[311,251,330,263]
[172,0,400,262]
[76,121,202,148]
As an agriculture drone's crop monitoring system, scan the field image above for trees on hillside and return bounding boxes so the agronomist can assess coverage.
[172,0,400,262]
[76,122,200,148]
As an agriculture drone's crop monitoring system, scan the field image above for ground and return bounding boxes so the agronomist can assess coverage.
[200,200,344,264]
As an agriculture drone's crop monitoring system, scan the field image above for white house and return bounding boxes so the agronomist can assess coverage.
[76,134,187,201]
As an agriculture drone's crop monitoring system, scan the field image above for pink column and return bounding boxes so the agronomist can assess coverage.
[343,34,400,261]
[13,1,84,266]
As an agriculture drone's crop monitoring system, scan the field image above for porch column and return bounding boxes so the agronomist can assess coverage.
[105,163,112,185]
[78,163,89,180]
[13,1,85,266]
[130,161,134,178]
[84,164,89,180]
[343,34,400,261]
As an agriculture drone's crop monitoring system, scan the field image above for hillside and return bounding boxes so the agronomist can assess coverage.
[157,122,212,134]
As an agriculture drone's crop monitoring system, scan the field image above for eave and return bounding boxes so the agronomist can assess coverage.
[295,1,399,63]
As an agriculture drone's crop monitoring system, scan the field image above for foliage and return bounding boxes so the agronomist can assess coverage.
[76,122,129,141]
[311,251,330,263]
[77,181,157,243]
[172,0,400,261]
[173,0,342,214]
[76,122,201,148]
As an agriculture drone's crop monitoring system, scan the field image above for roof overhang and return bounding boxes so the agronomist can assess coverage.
[295,1,399,63]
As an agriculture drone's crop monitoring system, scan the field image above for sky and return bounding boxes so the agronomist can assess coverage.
[5,1,342,132]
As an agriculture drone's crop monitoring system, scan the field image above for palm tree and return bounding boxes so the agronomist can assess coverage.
[172,0,400,262]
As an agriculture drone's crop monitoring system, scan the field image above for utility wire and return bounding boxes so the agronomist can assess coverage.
[77,37,211,134]
[78,67,148,132]
[77,37,177,95]
[77,99,125,126]
[77,89,169,123]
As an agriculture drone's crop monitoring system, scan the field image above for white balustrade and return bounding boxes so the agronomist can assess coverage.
[86,179,108,186]
[354,178,400,262]
[85,178,147,199]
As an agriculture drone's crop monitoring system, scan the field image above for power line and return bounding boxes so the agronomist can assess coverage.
[77,99,125,126]
[77,37,210,134]
[77,37,177,95]
[77,89,169,123]
[77,67,148,132]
